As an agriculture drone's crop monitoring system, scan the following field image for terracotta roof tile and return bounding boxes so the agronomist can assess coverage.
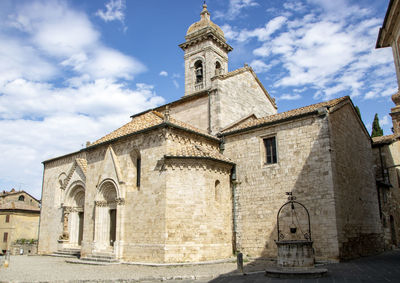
[221,96,349,135]
[75,158,87,174]
[166,144,232,164]
[91,111,216,147]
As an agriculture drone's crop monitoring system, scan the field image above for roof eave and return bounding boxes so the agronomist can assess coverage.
[164,155,235,166]
[219,110,319,137]
[376,0,395,49]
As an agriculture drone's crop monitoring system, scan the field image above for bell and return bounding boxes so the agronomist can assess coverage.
[290,223,297,234]
[196,68,202,77]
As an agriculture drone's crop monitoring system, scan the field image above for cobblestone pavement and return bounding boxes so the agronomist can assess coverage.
[1,250,400,282]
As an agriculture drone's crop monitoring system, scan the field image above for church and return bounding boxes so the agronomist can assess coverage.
[38,4,383,263]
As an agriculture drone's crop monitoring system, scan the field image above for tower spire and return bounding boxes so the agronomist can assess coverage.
[201,1,210,21]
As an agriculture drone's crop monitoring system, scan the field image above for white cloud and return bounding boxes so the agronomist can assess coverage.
[250,60,270,73]
[0,0,164,198]
[215,0,259,20]
[159,71,168,77]
[173,80,179,89]
[283,1,306,12]
[222,16,286,43]
[96,0,126,23]
[6,0,144,81]
[380,115,390,126]
[227,0,396,100]
[280,94,302,100]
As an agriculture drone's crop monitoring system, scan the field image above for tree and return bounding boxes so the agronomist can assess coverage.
[355,106,362,120]
[371,113,384,138]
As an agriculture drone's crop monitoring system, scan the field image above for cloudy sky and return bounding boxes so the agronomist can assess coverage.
[0,0,396,198]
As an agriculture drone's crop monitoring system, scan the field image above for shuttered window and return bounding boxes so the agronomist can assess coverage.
[264,137,277,164]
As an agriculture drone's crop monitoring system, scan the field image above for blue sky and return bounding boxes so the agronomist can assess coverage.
[0,0,397,198]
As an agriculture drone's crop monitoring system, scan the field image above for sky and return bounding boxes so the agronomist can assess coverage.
[0,0,397,199]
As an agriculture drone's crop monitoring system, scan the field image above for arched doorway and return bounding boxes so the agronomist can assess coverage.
[63,185,85,247]
[94,180,119,252]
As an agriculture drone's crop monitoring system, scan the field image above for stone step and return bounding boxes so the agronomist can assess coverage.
[65,258,119,265]
[50,249,81,258]
[80,253,118,263]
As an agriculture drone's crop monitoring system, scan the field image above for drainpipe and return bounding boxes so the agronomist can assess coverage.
[231,165,239,253]
[377,146,384,219]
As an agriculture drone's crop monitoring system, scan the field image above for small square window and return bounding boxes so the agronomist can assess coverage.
[264,137,277,164]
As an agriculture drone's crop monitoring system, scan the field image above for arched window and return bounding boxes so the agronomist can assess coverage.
[215,61,222,75]
[215,180,221,203]
[195,60,203,83]
[18,195,25,202]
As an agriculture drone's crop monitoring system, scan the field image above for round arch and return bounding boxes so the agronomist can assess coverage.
[64,180,85,207]
[96,178,120,201]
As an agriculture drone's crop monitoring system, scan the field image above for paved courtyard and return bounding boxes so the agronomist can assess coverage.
[1,250,400,282]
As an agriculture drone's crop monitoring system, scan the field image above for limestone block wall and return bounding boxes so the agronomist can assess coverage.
[223,115,340,261]
[38,152,85,254]
[164,159,232,262]
[170,95,209,132]
[81,129,168,262]
[211,70,277,133]
[183,40,228,96]
[329,103,383,259]
[383,141,400,248]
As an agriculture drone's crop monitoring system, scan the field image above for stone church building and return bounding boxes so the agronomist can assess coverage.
[38,4,383,262]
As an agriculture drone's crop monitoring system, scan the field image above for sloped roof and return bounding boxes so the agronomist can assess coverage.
[220,96,349,135]
[75,158,87,174]
[165,143,233,164]
[372,134,400,145]
[0,201,40,212]
[0,190,40,203]
[91,110,217,147]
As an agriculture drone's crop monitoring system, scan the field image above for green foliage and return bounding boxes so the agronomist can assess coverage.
[355,106,362,120]
[371,113,384,138]
[14,238,37,245]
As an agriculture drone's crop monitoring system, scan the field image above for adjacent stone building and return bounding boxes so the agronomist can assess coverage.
[38,4,384,263]
[373,0,400,250]
[0,189,40,254]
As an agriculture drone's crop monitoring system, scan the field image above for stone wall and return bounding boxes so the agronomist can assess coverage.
[329,103,383,259]
[223,114,340,261]
[183,40,229,96]
[1,212,39,252]
[211,69,277,133]
[81,129,168,261]
[164,158,232,262]
[170,95,209,132]
[38,152,85,254]
[373,139,400,249]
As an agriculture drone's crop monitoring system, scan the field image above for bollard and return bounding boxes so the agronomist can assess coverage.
[4,250,10,268]
[237,252,244,274]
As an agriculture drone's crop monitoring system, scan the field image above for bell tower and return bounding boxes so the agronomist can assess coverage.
[179,3,233,96]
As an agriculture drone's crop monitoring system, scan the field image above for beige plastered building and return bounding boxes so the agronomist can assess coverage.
[38,4,384,263]
[0,189,40,254]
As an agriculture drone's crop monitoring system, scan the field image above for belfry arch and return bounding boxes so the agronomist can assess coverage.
[94,179,123,253]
